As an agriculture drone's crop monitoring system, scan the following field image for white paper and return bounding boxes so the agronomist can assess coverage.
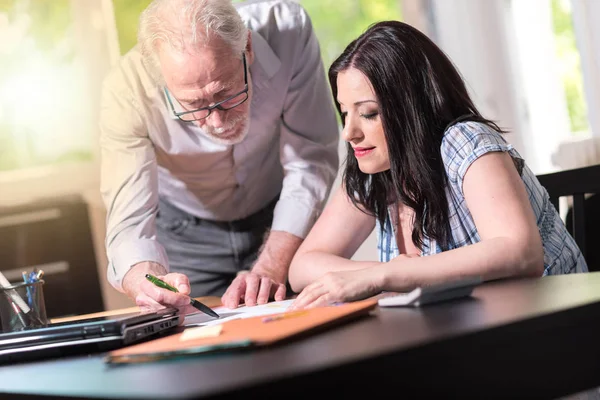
[183,299,294,327]
[180,324,223,341]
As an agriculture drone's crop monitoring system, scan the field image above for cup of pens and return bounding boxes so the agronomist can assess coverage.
[0,270,48,333]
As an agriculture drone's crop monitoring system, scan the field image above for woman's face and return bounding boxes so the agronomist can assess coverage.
[337,68,390,174]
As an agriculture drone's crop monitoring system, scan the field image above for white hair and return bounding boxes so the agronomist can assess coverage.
[138,0,248,63]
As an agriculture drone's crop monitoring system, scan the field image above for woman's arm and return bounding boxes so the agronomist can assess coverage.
[290,151,545,308]
[288,186,378,293]
[377,151,544,291]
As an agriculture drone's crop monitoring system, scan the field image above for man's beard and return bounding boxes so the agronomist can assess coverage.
[203,113,250,145]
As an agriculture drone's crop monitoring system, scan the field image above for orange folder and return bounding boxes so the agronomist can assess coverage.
[105,299,378,364]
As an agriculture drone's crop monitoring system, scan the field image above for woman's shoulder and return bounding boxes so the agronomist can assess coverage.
[443,121,506,144]
[441,120,521,188]
[441,121,511,159]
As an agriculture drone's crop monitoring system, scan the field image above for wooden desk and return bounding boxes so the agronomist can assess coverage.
[1,273,600,399]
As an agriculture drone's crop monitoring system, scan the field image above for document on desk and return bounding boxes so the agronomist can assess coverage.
[183,299,294,327]
[106,299,378,364]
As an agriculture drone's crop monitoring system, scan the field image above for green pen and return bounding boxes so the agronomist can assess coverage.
[145,274,220,318]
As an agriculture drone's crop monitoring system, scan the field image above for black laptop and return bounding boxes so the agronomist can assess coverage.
[0,307,182,364]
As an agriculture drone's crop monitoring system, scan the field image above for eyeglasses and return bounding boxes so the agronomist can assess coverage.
[164,53,249,122]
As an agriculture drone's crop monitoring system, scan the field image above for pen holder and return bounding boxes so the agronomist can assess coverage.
[0,280,48,333]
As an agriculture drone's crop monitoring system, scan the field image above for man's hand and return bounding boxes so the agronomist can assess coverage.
[220,231,302,308]
[221,270,287,309]
[122,261,193,311]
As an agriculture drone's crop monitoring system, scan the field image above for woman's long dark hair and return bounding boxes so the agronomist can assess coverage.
[329,21,506,250]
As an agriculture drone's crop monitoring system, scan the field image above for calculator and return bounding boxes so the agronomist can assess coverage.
[377,276,482,307]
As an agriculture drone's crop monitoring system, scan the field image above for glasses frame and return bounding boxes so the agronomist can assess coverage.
[164,53,248,122]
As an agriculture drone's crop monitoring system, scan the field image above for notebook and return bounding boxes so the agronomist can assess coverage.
[0,307,182,364]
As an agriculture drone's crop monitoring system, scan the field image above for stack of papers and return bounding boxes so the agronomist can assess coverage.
[183,299,294,327]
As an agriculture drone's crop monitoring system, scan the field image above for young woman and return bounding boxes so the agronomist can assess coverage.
[287,21,587,309]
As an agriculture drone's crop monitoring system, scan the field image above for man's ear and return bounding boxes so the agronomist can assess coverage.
[245,30,254,65]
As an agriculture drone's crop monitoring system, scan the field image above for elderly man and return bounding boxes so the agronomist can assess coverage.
[100,0,339,310]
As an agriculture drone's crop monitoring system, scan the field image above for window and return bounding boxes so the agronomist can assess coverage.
[112,1,153,55]
[551,0,589,136]
[0,1,95,173]
[507,0,591,173]
[300,0,403,70]
[423,0,593,174]
[0,0,116,205]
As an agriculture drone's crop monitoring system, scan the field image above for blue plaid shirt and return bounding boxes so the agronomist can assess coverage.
[376,121,588,275]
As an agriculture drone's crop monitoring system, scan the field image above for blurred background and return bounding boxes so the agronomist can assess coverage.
[0,0,598,315]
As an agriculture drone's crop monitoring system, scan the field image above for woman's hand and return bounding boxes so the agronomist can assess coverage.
[289,253,422,310]
[288,268,381,310]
